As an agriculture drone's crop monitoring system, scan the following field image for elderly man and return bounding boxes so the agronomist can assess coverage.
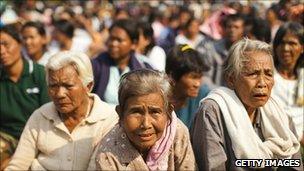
[5,51,118,170]
[190,38,302,171]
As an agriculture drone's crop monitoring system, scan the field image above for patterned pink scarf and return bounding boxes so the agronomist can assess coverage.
[146,112,177,171]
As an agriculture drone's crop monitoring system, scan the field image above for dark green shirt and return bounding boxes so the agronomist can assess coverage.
[0,59,50,139]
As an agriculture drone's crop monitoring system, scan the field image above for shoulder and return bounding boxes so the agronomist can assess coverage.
[25,102,55,126]
[174,119,191,143]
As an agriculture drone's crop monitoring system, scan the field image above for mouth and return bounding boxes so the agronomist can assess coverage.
[253,93,268,99]
[137,133,154,141]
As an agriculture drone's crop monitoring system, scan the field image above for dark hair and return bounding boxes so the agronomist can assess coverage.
[22,21,46,37]
[165,44,210,81]
[137,21,155,55]
[245,17,271,43]
[223,13,245,28]
[0,24,21,43]
[54,19,75,39]
[273,22,304,70]
[110,19,139,43]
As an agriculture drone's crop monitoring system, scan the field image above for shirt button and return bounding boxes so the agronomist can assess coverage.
[67,156,72,161]
[68,138,73,142]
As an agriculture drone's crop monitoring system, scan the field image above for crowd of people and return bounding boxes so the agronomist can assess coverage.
[0,0,303,170]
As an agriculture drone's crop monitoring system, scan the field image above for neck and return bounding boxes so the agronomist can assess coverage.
[277,64,296,80]
[30,50,44,62]
[61,39,72,51]
[186,33,196,40]
[246,108,256,123]
[6,57,23,83]
[115,55,130,71]
[173,90,188,110]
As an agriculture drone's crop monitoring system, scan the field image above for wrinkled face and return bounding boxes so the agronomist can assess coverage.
[175,72,203,98]
[0,32,22,67]
[120,93,169,152]
[229,51,274,113]
[48,65,89,114]
[22,27,47,57]
[225,20,244,43]
[275,32,303,69]
[107,27,134,61]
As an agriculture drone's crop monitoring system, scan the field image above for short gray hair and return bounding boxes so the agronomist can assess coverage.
[223,38,273,79]
[45,51,94,91]
[118,69,173,118]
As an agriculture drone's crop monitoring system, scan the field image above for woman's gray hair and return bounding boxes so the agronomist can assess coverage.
[223,38,273,79]
[45,51,94,91]
[118,69,173,118]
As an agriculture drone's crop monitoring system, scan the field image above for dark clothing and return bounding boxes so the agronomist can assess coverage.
[190,99,302,171]
[91,52,152,101]
[0,59,49,139]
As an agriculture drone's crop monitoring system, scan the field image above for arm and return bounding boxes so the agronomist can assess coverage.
[4,112,40,170]
[174,121,197,170]
[190,100,227,171]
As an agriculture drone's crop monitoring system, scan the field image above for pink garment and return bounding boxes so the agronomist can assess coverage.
[200,7,236,40]
[146,112,177,171]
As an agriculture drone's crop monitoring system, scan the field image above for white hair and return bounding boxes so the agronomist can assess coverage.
[45,51,94,91]
[223,38,273,79]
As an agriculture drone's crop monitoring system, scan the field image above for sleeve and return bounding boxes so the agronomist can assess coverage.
[190,100,227,171]
[4,111,40,171]
[174,121,197,170]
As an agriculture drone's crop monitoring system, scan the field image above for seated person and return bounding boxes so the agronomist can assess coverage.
[166,44,210,128]
[190,38,301,170]
[0,24,49,169]
[88,69,196,170]
[5,51,118,170]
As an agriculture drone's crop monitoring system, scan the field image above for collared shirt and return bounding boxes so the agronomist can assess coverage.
[88,120,197,170]
[5,94,119,171]
[190,99,302,171]
[0,59,49,139]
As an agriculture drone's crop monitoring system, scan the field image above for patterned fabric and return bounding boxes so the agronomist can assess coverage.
[89,119,197,171]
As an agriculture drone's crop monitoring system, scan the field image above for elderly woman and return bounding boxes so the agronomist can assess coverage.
[271,22,304,144]
[88,69,196,170]
[5,51,118,170]
[190,38,301,170]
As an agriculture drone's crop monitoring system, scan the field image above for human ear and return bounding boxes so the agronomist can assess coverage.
[86,82,94,92]
[226,75,235,89]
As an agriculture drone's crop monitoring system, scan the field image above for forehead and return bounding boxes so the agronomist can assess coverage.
[282,32,301,43]
[22,27,39,34]
[110,27,130,38]
[125,93,165,108]
[242,51,273,69]
[0,32,17,43]
[48,65,79,82]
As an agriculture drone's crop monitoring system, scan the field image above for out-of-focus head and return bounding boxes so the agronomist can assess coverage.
[223,14,245,44]
[53,19,75,43]
[166,44,209,98]
[107,19,138,61]
[46,51,94,115]
[116,69,173,153]
[0,24,22,67]
[224,38,274,113]
[273,22,304,71]
[21,21,47,57]
[137,21,155,55]
[245,18,271,43]
[185,17,201,38]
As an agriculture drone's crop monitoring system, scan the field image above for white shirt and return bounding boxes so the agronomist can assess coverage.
[272,71,304,140]
[5,94,118,171]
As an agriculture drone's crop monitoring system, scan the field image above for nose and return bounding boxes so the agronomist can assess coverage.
[141,114,152,129]
[256,75,267,88]
[193,79,201,88]
[55,87,67,99]
[282,43,291,51]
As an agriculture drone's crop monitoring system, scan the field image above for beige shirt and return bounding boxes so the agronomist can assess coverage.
[88,119,197,171]
[5,94,118,171]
